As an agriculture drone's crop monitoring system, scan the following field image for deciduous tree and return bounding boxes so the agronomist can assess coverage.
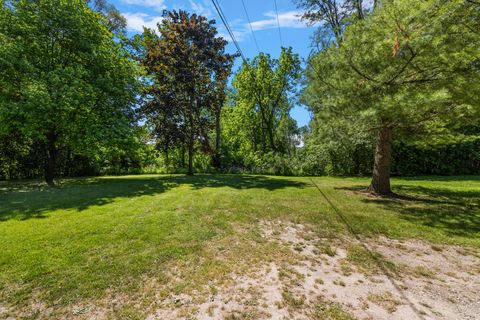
[141,10,235,175]
[0,0,139,184]
[232,48,301,154]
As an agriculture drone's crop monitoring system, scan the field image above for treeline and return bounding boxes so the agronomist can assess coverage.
[0,0,147,184]
[1,0,479,191]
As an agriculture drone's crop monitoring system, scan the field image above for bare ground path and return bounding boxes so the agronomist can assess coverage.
[146,221,480,320]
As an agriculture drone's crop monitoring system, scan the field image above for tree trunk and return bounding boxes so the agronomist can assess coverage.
[267,122,276,152]
[187,110,194,176]
[44,130,57,186]
[355,0,364,20]
[368,125,393,195]
[213,108,221,168]
[181,144,186,167]
[164,148,169,167]
[353,147,360,175]
[260,118,266,153]
[187,133,194,176]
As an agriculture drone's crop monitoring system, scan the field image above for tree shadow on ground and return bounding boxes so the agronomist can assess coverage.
[0,174,307,222]
[337,182,480,239]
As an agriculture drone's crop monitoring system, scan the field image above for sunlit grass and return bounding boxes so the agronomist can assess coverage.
[0,174,478,316]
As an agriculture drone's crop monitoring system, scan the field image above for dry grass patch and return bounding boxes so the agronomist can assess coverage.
[345,244,398,276]
[311,296,355,320]
[367,291,401,313]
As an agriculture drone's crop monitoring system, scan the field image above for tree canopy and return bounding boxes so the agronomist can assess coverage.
[0,0,140,184]
[141,10,235,175]
[228,48,301,154]
[302,0,480,194]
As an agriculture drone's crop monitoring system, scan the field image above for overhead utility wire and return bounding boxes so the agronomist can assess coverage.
[210,0,290,152]
[210,0,247,63]
[240,0,261,54]
[273,0,283,47]
[210,0,267,126]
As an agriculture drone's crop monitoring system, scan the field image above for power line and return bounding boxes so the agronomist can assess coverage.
[211,0,287,125]
[240,0,261,54]
[210,0,268,126]
[210,0,247,63]
[211,0,292,155]
[273,0,283,47]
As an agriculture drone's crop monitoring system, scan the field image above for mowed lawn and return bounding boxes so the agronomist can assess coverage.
[0,174,479,318]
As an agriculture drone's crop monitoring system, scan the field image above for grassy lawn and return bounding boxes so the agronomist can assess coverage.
[0,174,479,318]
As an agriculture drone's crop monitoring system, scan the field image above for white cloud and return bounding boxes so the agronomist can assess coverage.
[216,18,249,43]
[250,10,306,31]
[187,1,249,42]
[189,0,213,18]
[123,7,309,42]
[217,29,248,43]
[216,10,309,43]
[122,0,166,12]
[123,12,163,32]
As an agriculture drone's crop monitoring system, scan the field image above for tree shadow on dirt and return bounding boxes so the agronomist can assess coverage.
[0,174,307,222]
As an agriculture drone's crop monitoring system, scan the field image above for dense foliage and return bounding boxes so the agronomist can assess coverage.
[301,0,480,193]
[0,0,478,183]
[140,10,235,175]
[220,48,302,173]
[0,0,147,183]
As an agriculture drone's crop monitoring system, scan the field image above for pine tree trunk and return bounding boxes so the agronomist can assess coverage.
[44,130,57,186]
[368,125,393,195]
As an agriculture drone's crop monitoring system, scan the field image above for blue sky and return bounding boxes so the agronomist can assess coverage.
[111,0,316,127]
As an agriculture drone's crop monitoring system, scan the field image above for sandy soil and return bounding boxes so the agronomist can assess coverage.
[146,221,480,320]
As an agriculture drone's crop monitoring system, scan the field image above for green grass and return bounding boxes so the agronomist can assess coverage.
[312,299,355,320]
[0,174,479,316]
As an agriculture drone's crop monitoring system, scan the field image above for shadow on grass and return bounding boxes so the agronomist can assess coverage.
[338,182,480,239]
[0,174,307,222]
[399,175,480,182]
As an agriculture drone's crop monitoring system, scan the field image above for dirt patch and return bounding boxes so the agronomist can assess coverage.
[145,221,480,320]
[148,264,291,320]
[0,295,51,320]
[260,221,480,320]
[0,305,8,320]
[370,236,480,320]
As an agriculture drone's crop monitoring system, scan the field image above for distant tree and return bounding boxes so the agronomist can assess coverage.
[231,48,301,154]
[86,0,127,34]
[295,0,373,46]
[0,0,139,184]
[303,0,480,194]
[211,62,232,168]
[141,10,235,175]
